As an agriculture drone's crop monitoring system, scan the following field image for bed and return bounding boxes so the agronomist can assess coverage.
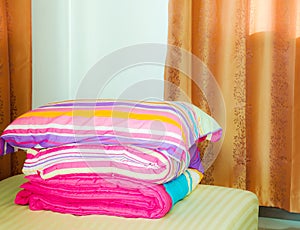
[0,100,259,229]
[0,174,258,230]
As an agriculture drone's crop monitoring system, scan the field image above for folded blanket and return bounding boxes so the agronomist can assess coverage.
[23,143,186,184]
[15,169,202,219]
[1,100,222,173]
[4,100,221,219]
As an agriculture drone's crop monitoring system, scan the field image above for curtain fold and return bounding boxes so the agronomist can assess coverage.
[165,0,300,213]
[0,0,31,180]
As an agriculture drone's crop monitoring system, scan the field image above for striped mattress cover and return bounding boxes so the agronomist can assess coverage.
[0,175,258,230]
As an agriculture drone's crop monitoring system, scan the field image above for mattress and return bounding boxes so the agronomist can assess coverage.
[0,175,258,230]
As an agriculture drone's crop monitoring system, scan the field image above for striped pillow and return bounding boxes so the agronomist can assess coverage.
[0,99,222,164]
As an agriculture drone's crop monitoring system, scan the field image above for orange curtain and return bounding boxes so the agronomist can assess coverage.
[0,0,31,180]
[165,0,300,213]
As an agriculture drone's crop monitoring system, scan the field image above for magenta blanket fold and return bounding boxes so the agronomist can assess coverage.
[15,174,173,219]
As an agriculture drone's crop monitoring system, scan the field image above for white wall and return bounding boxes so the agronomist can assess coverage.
[32,0,168,108]
[32,0,70,107]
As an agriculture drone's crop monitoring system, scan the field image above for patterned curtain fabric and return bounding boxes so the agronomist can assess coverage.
[0,0,31,180]
[165,0,300,213]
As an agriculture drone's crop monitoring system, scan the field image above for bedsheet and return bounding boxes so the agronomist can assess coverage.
[0,175,258,230]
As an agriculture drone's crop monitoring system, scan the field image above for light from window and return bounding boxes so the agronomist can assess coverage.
[296,0,300,37]
[249,0,274,35]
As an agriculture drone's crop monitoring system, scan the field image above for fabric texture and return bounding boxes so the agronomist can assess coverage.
[15,169,201,219]
[1,99,222,218]
[165,0,300,213]
[1,100,222,155]
[0,0,31,181]
[23,143,182,183]
[0,100,222,175]
[0,174,259,230]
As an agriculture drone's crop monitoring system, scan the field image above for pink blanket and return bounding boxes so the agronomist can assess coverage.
[15,174,172,219]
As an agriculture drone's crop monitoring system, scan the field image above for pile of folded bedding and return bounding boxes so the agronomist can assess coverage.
[0,99,222,218]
